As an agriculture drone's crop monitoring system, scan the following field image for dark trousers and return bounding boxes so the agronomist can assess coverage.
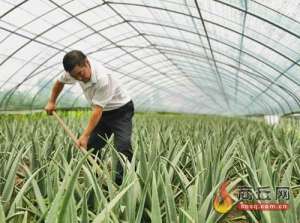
[87,100,134,185]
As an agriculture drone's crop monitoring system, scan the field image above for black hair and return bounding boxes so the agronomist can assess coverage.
[63,50,87,72]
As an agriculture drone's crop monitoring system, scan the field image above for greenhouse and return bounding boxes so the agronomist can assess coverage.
[0,0,300,222]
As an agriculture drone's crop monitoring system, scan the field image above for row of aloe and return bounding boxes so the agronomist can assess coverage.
[0,112,299,222]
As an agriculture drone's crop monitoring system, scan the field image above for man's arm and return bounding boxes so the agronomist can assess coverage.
[44,80,64,115]
[77,105,103,148]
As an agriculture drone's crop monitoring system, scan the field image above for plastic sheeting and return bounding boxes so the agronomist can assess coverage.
[0,0,300,115]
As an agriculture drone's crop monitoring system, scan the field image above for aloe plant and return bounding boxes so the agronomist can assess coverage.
[0,112,299,222]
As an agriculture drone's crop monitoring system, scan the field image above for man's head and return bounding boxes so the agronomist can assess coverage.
[63,50,91,82]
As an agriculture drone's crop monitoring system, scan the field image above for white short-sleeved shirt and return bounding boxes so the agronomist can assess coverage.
[58,59,131,111]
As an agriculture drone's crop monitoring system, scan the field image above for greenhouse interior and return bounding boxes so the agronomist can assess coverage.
[1,0,300,222]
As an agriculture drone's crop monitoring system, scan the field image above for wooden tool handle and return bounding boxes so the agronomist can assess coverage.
[51,111,114,187]
[52,111,84,151]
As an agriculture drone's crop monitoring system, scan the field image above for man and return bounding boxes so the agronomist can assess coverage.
[44,50,134,185]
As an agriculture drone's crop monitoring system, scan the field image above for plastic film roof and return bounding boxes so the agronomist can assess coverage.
[1,0,300,115]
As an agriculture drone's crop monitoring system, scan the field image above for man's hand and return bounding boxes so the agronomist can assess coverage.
[76,134,89,149]
[45,80,64,115]
[76,105,103,150]
[44,101,56,115]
